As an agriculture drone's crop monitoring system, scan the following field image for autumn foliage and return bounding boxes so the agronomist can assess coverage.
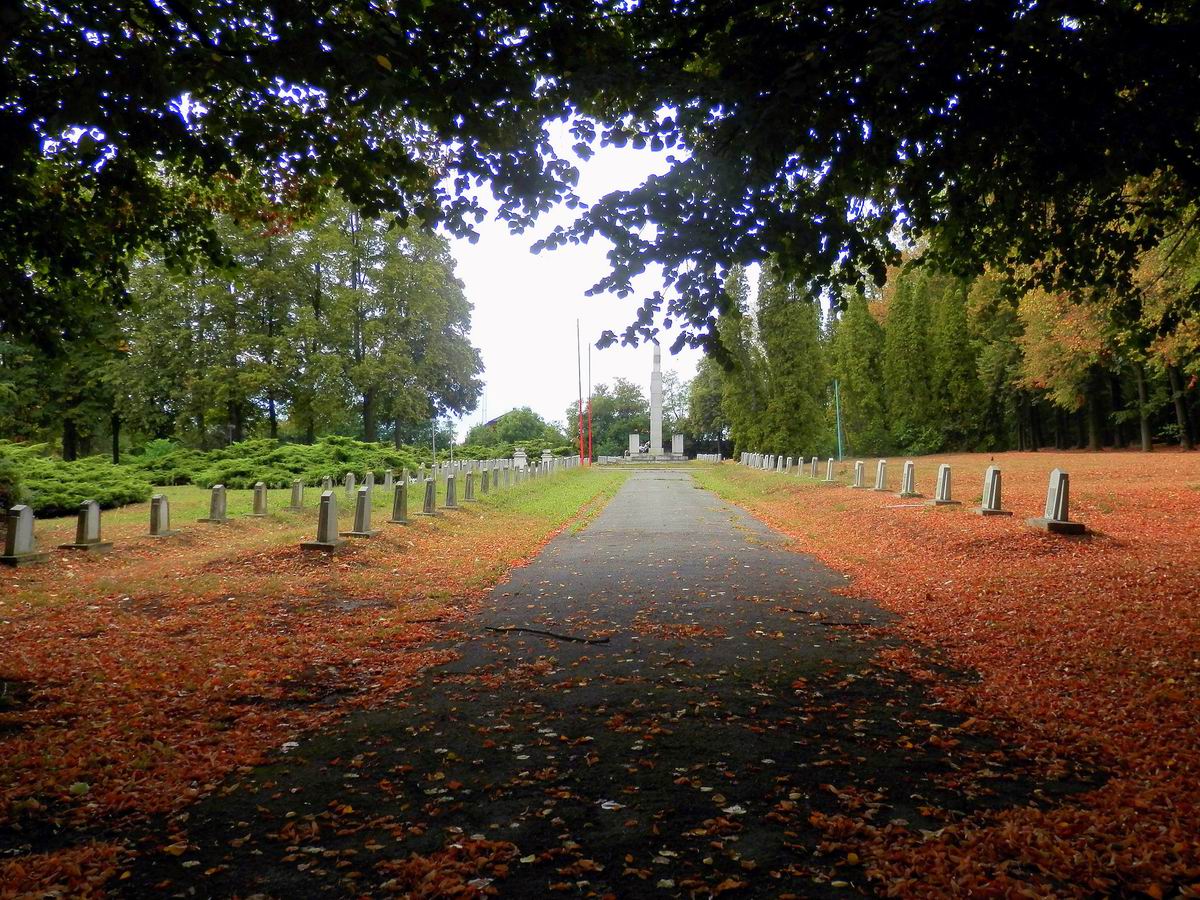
[696,452,1200,896]
[0,471,622,898]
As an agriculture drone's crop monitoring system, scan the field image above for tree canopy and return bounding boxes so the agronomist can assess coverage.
[6,2,1200,351]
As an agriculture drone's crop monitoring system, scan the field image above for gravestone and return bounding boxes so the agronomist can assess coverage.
[59,500,113,552]
[344,472,356,496]
[515,447,529,469]
[1027,469,1087,534]
[873,459,888,491]
[321,476,333,491]
[672,433,685,456]
[418,478,438,516]
[975,466,1013,516]
[929,464,962,506]
[364,471,375,494]
[464,471,476,501]
[1,505,47,566]
[851,460,865,488]
[149,494,177,537]
[389,474,409,524]
[481,468,490,494]
[444,474,459,509]
[383,469,393,491]
[248,481,268,517]
[341,486,377,538]
[810,456,819,478]
[198,485,228,523]
[300,491,344,552]
[287,479,304,510]
[899,460,920,498]
[504,464,511,488]
[824,458,835,482]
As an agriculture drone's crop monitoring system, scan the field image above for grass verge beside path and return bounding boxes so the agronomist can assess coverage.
[694,452,1200,897]
[0,466,627,898]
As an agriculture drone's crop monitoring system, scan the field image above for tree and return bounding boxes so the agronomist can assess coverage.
[687,356,730,454]
[714,266,767,454]
[576,379,649,457]
[881,265,934,449]
[755,262,829,456]
[829,294,888,456]
[467,408,563,446]
[9,3,1200,354]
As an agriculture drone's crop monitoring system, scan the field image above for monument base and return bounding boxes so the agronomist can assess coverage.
[974,507,1013,517]
[1026,517,1086,534]
[58,541,114,552]
[300,539,345,552]
[148,530,179,538]
[899,491,923,499]
[340,529,377,538]
[0,552,49,567]
[928,499,961,506]
[197,518,228,524]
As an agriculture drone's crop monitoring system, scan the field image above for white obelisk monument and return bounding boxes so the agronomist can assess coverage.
[650,342,664,456]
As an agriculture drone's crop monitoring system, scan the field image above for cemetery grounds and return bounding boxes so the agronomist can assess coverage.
[0,469,627,897]
[0,452,1198,896]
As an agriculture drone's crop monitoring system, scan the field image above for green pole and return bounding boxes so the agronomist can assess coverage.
[833,379,845,461]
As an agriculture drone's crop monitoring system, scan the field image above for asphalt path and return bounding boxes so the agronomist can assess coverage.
[124,469,1080,898]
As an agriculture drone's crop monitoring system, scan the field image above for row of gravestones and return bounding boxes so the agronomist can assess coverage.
[0,455,582,566]
[739,452,1087,535]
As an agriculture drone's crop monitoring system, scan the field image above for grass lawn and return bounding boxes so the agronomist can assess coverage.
[0,466,627,897]
[693,450,1200,895]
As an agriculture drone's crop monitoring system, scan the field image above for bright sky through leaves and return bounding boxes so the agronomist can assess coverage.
[445,120,707,437]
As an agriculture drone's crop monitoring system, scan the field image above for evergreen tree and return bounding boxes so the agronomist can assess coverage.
[829,293,888,455]
[755,261,829,456]
[881,264,933,450]
[928,278,986,449]
[715,265,767,454]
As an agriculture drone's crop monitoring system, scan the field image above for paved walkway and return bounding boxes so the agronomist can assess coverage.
[127,470,1062,898]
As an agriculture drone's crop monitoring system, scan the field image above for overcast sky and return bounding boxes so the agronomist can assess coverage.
[443,123,709,440]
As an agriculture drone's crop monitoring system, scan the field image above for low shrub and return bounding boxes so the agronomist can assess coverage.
[0,442,152,517]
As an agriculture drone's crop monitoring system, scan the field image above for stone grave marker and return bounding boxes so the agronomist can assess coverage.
[287,479,304,511]
[198,485,228,523]
[248,481,268,517]
[975,466,1013,516]
[899,460,920,498]
[389,473,408,524]
[341,486,377,538]
[300,491,344,552]
[149,494,177,537]
[59,500,113,552]
[1,505,47,566]
[851,460,866,488]
[1026,469,1087,534]
[929,464,962,506]
[873,459,888,492]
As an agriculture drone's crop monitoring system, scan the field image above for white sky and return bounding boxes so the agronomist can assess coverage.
[444,123,707,440]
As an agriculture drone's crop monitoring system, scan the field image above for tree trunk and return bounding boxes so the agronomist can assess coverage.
[306,418,316,444]
[1167,365,1194,450]
[362,391,377,443]
[394,417,403,449]
[79,432,93,457]
[1133,363,1153,452]
[1086,396,1102,451]
[1109,375,1127,447]
[229,403,245,445]
[1031,400,1045,450]
[63,418,78,461]
[268,393,278,439]
[1074,409,1087,449]
[111,413,121,464]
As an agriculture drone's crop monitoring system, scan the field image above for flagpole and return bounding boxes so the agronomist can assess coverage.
[576,319,584,464]
[587,342,593,464]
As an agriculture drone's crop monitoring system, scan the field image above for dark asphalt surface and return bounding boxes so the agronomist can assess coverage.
[123,469,1079,898]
